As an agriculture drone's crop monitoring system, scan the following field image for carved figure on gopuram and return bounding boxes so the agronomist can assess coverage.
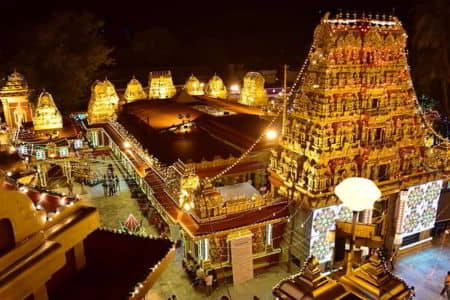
[124,76,147,103]
[87,79,119,124]
[239,72,268,106]
[33,91,63,130]
[148,71,176,99]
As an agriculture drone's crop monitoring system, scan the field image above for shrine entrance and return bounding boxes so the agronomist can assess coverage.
[227,229,253,284]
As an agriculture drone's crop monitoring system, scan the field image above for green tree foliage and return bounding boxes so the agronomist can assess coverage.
[8,12,114,113]
[411,0,450,117]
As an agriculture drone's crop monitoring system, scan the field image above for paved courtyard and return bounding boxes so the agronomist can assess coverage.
[52,154,158,236]
[144,238,450,300]
[146,245,291,300]
[394,236,450,299]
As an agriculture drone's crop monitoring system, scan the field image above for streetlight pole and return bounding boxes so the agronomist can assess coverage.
[335,177,381,275]
[348,210,359,275]
[282,64,288,136]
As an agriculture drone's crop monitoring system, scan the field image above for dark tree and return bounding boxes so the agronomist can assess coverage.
[7,12,114,113]
[411,0,450,117]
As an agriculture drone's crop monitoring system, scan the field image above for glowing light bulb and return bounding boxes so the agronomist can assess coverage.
[266,129,277,140]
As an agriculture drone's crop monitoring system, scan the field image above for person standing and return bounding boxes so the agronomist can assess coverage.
[205,270,213,296]
[115,176,120,192]
[102,179,107,197]
[409,286,415,299]
[440,271,450,297]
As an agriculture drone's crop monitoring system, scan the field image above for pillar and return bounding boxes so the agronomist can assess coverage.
[38,164,47,187]
[34,285,49,300]
[74,241,86,271]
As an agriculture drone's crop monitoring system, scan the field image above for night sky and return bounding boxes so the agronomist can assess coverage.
[0,0,415,73]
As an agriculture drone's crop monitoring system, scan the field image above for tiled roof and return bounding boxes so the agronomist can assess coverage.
[145,168,289,238]
[47,229,174,300]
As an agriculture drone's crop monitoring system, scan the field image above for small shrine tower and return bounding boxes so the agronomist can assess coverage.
[87,79,119,125]
[33,91,63,131]
[0,71,33,128]
[239,72,268,106]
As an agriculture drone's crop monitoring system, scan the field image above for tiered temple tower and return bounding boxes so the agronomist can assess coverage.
[124,76,147,103]
[0,71,33,128]
[185,74,204,96]
[33,91,63,131]
[269,13,447,263]
[87,79,119,125]
[239,72,268,106]
[148,71,176,99]
[205,74,228,99]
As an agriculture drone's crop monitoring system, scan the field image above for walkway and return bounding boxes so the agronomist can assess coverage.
[146,245,289,300]
[54,154,158,236]
[394,236,450,299]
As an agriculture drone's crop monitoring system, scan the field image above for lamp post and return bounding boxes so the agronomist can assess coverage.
[335,177,381,274]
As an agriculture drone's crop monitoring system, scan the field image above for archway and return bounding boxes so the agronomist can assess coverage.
[0,218,15,256]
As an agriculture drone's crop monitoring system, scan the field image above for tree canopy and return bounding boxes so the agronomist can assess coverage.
[5,12,114,113]
[411,0,450,117]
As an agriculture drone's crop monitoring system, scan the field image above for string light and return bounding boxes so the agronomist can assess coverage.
[207,44,315,184]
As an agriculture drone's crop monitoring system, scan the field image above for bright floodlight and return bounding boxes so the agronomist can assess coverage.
[230,84,240,93]
[335,177,381,211]
[123,141,131,148]
[266,129,277,140]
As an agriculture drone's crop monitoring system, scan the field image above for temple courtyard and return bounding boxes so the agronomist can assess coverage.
[143,239,450,300]
[51,154,158,235]
[51,154,450,299]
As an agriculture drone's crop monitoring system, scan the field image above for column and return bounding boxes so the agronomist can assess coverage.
[33,285,49,300]
[74,241,86,271]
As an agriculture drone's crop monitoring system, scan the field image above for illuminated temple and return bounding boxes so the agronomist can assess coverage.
[239,72,268,106]
[124,76,147,103]
[205,74,228,99]
[268,13,449,265]
[148,71,177,99]
[0,71,33,128]
[184,74,204,96]
[33,91,63,131]
[87,79,119,124]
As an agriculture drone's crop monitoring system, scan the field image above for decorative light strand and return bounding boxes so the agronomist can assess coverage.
[207,45,315,183]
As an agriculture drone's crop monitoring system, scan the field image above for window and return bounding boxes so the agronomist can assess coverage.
[36,150,46,160]
[371,98,379,109]
[374,128,383,141]
[378,165,389,181]
[0,218,15,256]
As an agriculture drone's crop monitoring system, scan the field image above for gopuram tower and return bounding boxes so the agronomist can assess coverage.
[269,13,449,265]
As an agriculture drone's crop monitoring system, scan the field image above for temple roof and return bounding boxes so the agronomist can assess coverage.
[244,71,265,83]
[144,167,289,238]
[149,70,173,79]
[118,113,241,165]
[47,229,174,300]
[0,71,28,94]
[36,91,60,110]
